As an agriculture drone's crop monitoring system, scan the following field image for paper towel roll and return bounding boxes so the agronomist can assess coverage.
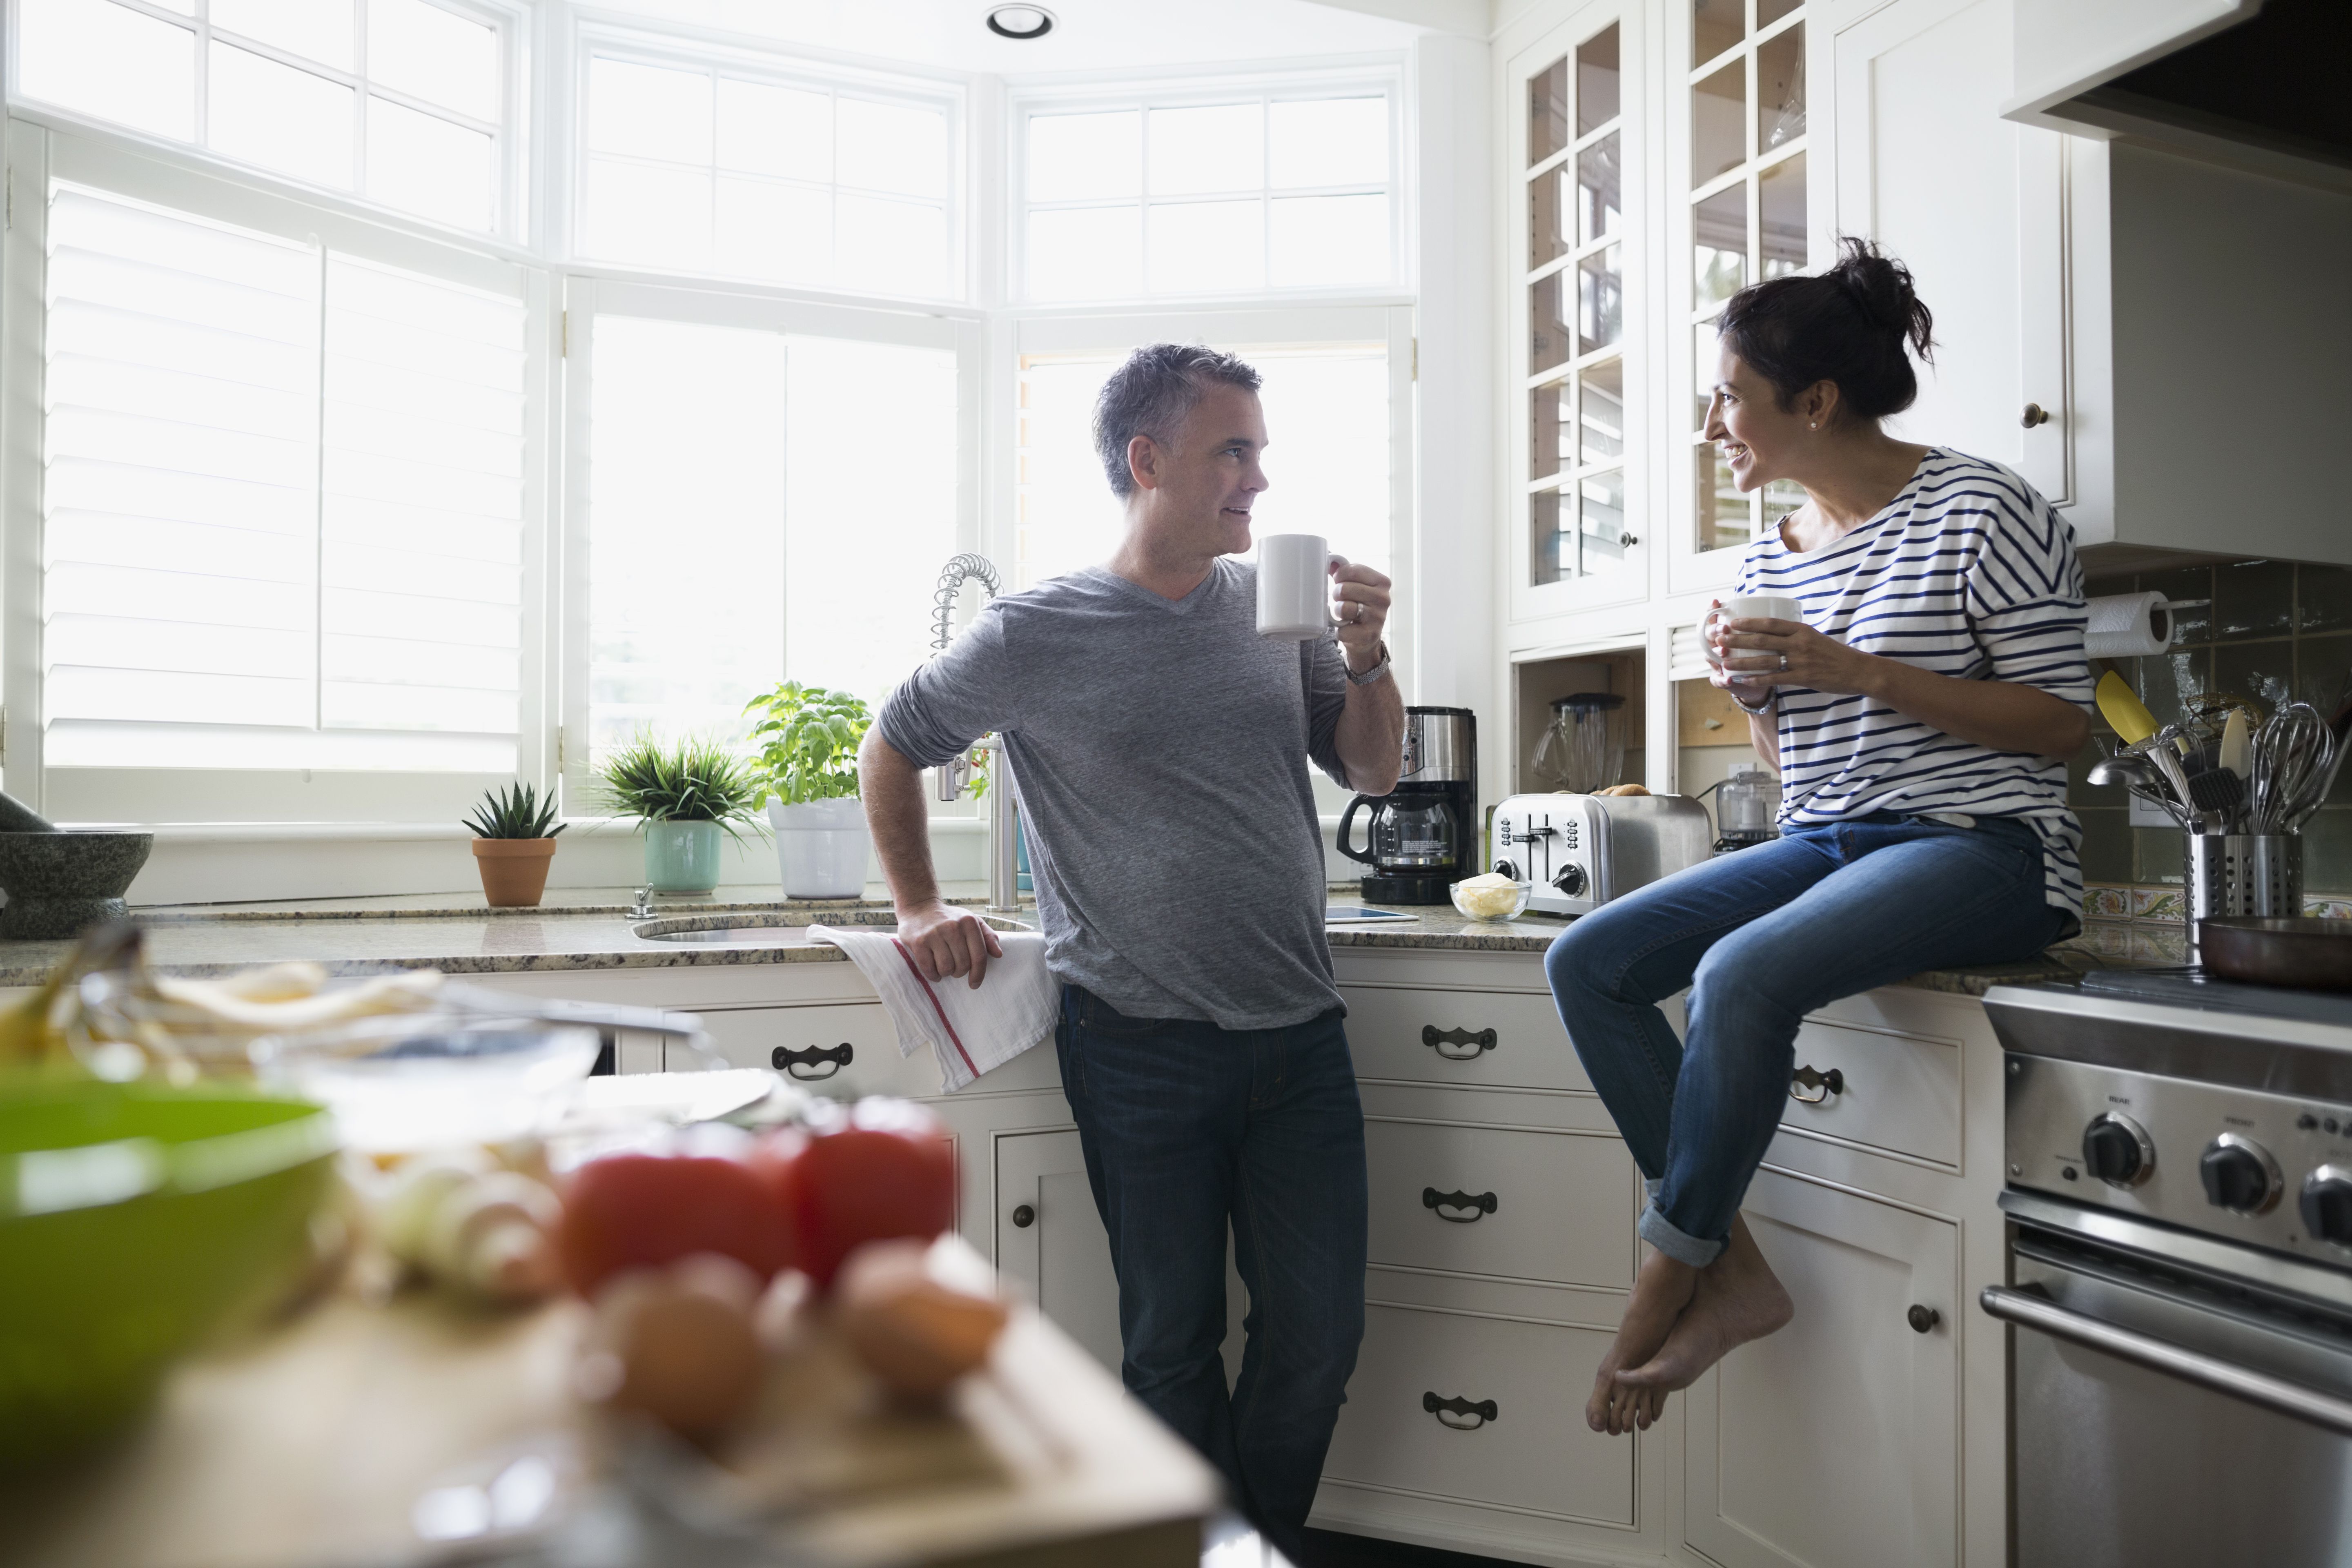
[2085,591,2173,659]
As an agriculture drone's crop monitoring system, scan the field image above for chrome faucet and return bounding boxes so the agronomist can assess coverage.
[929,553,1022,914]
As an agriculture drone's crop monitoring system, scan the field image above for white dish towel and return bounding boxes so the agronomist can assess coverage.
[808,924,1059,1092]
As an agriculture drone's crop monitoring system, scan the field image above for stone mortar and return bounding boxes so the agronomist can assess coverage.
[0,832,154,940]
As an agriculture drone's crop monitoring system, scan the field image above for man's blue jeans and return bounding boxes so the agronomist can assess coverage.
[1544,814,2073,1267]
[1055,984,1367,1561]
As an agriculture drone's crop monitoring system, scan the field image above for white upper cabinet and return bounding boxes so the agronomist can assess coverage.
[1507,1,1651,625]
[2005,0,2259,131]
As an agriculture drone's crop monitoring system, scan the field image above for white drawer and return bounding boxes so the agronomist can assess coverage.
[1365,1120,1633,1289]
[1776,1015,1961,1168]
[1322,1302,1633,1526]
[1342,986,1590,1094]
[691,1004,944,1099]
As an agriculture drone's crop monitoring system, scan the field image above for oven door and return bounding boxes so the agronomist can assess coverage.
[1986,1226,2352,1568]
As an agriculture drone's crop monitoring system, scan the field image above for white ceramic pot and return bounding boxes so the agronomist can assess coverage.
[766,795,871,899]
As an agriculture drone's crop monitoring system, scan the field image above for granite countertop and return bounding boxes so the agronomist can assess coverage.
[0,885,2118,997]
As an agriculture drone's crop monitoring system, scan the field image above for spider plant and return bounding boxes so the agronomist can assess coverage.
[595,732,765,839]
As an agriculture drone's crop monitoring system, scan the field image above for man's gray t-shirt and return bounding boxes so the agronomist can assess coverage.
[876,559,1352,1031]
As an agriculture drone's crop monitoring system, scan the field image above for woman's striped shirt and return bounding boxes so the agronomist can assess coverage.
[1735,447,2093,915]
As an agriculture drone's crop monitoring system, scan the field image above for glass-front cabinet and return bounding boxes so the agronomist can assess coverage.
[1510,2,1646,624]
[1675,0,1812,593]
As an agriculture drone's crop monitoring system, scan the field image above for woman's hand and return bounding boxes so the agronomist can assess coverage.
[1711,608,1881,696]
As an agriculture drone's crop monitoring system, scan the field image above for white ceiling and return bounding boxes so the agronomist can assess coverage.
[586,0,1442,75]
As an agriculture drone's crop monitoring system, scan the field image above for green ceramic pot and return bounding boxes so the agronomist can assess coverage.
[644,819,724,895]
[0,1080,337,1463]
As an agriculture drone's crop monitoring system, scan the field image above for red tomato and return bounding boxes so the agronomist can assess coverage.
[763,1100,955,1290]
[557,1127,796,1296]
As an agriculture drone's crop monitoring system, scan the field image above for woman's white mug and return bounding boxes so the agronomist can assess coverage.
[1707,594,1804,668]
[1257,533,1349,640]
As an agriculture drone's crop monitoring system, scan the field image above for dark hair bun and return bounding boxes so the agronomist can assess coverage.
[1826,238,1934,362]
[1717,235,1935,423]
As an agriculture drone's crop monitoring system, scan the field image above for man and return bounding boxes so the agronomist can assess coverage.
[859,343,1404,1559]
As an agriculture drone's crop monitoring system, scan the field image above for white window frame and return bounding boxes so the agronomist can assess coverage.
[1008,66,1409,310]
[2,116,553,824]
[556,275,983,815]
[1504,0,1648,630]
[566,20,969,303]
[5,0,531,243]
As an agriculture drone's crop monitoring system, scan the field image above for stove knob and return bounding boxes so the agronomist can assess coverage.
[1551,863,1588,897]
[2300,1165,2352,1248]
[2082,1114,2154,1188]
[2199,1135,2283,1215]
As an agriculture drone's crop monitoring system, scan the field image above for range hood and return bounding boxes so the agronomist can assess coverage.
[2005,0,2352,192]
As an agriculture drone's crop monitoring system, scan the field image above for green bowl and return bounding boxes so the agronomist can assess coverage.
[0,1080,337,1464]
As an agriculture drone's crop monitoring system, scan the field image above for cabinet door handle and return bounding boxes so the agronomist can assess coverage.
[2022,402,2051,428]
[1908,1304,1940,1334]
[1011,1205,1036,1228]
[774,1042,854,1079]
[1422,1392,1498,1429]
[1422,1025,1497,1060]
[1789,1065,1844,1103]
[1423,1187,1498,1222]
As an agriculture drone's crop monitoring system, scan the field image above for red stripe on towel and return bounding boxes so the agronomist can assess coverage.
[891,938,981,1080]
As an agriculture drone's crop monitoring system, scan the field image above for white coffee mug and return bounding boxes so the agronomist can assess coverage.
[1706,593,1803,667]
[1257,533,1349,640]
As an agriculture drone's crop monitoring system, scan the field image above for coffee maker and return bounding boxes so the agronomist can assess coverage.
[1336,707,1476,904]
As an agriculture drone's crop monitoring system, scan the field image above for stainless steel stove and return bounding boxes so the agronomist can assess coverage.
[1983,973,2352,1567]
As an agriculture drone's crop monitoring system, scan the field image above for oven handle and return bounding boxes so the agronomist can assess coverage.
[1981,1285,2352,1438]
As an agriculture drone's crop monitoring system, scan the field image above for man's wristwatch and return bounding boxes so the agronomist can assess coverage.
[1345,641,1392,686]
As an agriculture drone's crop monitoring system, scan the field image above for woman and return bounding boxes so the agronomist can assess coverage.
[1546,239,2091,1437]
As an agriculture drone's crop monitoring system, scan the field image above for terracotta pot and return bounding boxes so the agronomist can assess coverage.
[471,837,557,907]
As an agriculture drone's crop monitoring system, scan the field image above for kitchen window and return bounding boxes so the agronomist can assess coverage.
[1686,0,1809,555]
[16,134,537,825]
[14,0,517,236]
[560,283,965,799]
[1016,82,1400,303]
[574,41,961,301]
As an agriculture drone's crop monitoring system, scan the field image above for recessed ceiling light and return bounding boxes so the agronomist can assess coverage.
[986,5,1055,40]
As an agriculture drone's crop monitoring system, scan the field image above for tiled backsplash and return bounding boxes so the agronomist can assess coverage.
[2071,559,2352,934]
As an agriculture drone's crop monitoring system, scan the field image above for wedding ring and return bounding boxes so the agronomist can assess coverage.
[1778,653,1790,671]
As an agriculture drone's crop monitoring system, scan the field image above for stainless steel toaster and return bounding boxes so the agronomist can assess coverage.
[1490,792,1715,916]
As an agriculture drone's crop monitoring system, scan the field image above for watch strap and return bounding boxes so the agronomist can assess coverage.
[1345,641,1392,686]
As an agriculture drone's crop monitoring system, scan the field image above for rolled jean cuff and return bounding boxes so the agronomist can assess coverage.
[1638,1202,1725,1268]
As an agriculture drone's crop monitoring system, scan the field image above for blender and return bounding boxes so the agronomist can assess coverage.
[1532,693,1626,793]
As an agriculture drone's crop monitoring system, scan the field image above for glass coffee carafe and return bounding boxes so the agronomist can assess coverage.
[1532,692,1626,792]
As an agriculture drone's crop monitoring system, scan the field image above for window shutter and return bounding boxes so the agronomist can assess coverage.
[42,183,525,773]
[1668,623,1712,682]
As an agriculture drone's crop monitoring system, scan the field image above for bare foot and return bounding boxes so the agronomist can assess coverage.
[1589,1248,1698,1435]
[1618,1216,1793,1396]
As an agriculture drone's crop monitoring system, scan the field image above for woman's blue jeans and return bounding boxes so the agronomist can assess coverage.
[1544,813,2072,1267]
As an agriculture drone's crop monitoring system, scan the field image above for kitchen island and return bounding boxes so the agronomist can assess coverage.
[1,895,2116,1568]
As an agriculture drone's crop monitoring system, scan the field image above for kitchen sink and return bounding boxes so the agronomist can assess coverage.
[632,911,1027,945]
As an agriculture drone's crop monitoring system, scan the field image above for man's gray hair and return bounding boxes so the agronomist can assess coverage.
[1091,343,1262,499]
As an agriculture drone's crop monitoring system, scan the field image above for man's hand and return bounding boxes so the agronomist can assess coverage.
[898,900,1003,989]
[1330,559,1393,672]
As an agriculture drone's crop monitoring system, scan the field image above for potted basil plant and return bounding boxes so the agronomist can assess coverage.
[463,782,564,907]
[596,733,764,897]
[745,682,873,900]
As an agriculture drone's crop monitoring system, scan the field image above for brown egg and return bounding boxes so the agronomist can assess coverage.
[581,1254,763,1438]
[835,1241,1009,1401]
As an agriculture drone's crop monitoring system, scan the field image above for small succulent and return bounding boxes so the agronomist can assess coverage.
[596,732,765,837]
[463,781,564,840]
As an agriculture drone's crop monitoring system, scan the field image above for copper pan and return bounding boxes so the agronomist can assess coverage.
[2198,917,2352,991]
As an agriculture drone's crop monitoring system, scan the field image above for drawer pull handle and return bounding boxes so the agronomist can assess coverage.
[1423,1187,1498,1222]
[1908,1304,1940,1334]
[1789,1065,1844,1104]
[1012,1205,1036,1229]
[1422,1392,1498,1429]
[774,1042,854,1080]
[1422,1025,1497,1060]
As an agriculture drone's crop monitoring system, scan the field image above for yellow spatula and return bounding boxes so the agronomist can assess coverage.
[2096,670,2159,747]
